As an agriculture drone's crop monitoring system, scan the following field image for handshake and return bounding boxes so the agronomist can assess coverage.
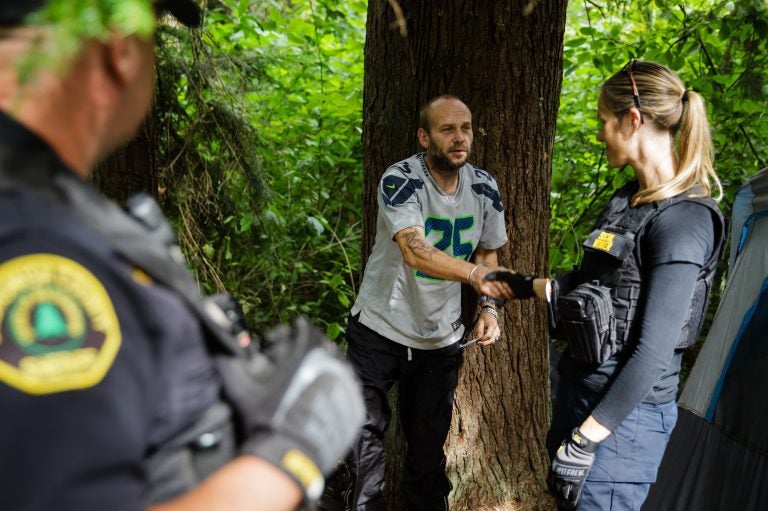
[480,270,538,306]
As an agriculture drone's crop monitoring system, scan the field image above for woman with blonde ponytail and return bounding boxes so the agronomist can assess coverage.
[598,60,722,206]
[544,60,726,510]
[501,61,726,510]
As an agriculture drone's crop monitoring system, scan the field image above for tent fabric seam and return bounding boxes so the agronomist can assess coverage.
[705,276,768,421]
[737,210,768,258]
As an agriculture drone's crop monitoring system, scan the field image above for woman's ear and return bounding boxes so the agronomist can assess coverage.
[627,107,643,131]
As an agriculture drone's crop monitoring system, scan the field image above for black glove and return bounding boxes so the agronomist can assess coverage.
[548,428,598,509]
[485,270,536,300]
[215,317,365,502]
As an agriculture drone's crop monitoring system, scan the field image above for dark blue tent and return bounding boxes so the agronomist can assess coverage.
[644,169,768,510]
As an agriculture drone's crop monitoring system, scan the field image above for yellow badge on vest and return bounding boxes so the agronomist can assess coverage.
[592,231,616,252]
[0,254,121,394]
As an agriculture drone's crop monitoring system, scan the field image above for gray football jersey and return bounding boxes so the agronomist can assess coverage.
[351,153,508,350]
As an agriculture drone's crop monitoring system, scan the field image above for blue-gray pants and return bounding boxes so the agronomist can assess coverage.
[547,377,678,511]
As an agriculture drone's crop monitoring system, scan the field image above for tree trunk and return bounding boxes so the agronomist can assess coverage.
[92,118,157,204]
[361,1,567,509]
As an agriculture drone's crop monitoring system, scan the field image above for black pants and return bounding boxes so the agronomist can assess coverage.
[345,314,460,511]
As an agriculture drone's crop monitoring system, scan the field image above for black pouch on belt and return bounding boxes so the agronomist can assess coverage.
[557,282,617,364]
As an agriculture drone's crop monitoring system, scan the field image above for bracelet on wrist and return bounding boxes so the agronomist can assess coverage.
[480,306,499,321]
[467,264,480,285]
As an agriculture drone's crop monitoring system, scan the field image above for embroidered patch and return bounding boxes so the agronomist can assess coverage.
[592,231,616,252]
[0,254,121,394]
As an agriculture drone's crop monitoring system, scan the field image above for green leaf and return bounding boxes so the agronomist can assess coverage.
[308,216,325,235]
[326,322,343,340]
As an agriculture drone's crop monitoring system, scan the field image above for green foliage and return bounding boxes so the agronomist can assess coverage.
[26,0,155,78]
[33,0,768,346]
[31,0,366,341]
[553,0,768,275]
[152,0,768,343]
[156,0,366,340]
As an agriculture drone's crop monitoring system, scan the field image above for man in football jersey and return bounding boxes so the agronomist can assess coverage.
[345,95,511,510]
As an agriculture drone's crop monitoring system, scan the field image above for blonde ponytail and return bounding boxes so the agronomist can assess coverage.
[675,90,722,201]
[600,61,722,205]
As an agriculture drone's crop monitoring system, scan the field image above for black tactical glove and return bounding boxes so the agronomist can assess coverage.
[548,428,598,509]
[484,270,536,301]
[215,317,365,502]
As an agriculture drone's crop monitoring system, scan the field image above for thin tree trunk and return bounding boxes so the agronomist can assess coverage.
[362,1,567,509]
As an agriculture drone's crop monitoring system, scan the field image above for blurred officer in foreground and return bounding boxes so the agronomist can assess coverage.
[0,1,364,510]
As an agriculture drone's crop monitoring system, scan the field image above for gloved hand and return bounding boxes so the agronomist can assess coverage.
[215,317,365,503]
[484,270,536,300]
[548,428,598,509]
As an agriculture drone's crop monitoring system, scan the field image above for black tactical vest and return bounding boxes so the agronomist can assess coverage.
[0,142,244,502]
[576,180,725,352]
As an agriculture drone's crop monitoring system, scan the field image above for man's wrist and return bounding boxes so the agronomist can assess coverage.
[479,293,505,307]
[467,264,480,286]
[480,305,498,321]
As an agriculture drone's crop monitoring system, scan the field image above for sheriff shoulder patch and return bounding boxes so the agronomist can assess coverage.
[592,231,616,252]
[0,254,121,394]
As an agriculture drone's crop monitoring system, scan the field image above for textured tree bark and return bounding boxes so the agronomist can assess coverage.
[92,118,157,204]
[361,1,567,509]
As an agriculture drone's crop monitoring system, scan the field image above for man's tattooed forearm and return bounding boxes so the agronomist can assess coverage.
[399,230,438,259]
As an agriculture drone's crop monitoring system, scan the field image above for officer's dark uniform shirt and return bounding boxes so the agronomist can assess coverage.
[558,197,716,431]
[0,112,219,510]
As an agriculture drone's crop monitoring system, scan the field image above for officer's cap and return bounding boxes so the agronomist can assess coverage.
[0,0,202,28]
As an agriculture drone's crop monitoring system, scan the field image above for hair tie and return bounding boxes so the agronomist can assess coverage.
[682,90,689,103]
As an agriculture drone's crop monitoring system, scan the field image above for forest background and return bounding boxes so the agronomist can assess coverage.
[128,0,767,345]
[28,0,768,508]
